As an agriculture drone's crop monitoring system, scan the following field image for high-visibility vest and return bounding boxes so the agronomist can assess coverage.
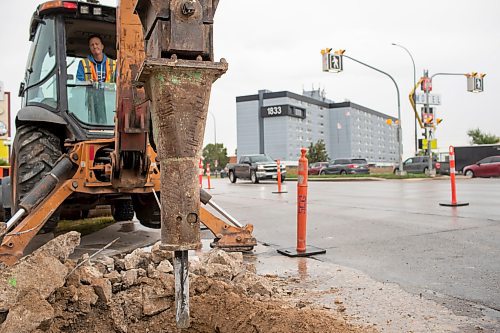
[81,58,116,83]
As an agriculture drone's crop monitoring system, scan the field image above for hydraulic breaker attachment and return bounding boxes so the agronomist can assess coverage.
[0,157,75,266]
[135,0,225,328]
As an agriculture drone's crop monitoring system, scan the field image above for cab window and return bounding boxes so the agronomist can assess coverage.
[25,18,58,109]
[64,18,116,126]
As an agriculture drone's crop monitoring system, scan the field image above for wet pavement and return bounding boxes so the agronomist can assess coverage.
[205,177,500,331]
[72,176,500,332]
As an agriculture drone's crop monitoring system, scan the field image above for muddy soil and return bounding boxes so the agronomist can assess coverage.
[0,232,376,333]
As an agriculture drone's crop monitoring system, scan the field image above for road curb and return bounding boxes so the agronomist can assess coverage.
[287,177,385,182]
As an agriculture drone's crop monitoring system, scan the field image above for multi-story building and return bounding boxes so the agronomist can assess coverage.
[236,89,398,163]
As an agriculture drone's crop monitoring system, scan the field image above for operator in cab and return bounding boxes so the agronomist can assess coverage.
[77,35,116,83]
[76,35,116,124]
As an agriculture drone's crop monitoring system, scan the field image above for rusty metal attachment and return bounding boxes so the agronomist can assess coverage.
[135,0,219,60]
[138,58,227,251]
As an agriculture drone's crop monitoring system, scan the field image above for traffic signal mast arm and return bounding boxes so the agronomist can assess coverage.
[431,72,485,93]
[431,72,469,80]
[409,78,425,129]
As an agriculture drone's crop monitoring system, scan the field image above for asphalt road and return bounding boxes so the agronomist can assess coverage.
[206,176,500,319]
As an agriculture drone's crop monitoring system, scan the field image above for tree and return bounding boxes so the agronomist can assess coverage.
[202,143,229,171]
[467,128,500,145]
[306,139,329,163]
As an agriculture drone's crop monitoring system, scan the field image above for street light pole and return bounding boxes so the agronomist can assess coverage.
[392,43,417,155]
[342,54,405,175]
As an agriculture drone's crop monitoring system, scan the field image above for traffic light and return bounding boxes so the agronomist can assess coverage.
[436,118,443,125]
[386,119,393,125]
[420,77,432,92]
[467,72,486,93]
[421,107,434,126]
[322,49,343,73]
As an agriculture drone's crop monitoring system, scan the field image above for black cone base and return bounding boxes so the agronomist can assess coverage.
[439,202,469,207]
[278,245,326,257]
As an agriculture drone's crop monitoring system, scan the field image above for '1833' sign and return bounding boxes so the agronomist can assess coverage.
[260,105,306,119]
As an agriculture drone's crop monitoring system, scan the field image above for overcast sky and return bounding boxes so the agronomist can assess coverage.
[1,0,498,159]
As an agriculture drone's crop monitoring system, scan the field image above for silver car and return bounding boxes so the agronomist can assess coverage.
[320,158,370,175]
[395,156,439,174]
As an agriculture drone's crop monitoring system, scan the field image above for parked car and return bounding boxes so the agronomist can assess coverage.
[463,156,500,178]
[319,158,369,175]
[226,154,286,183]
[394,156,440,174]
[308,162,329,175]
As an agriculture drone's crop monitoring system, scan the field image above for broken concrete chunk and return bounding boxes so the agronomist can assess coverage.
[78,265,103,285]
[68,285,79,302]
[146,264,173,281]
[157,260,173,274]
[206,263,234,280]
[122,269,139,288]
[110,302,128,333]
[0,289,54,333]
[151,242,173,264]
[233,271,273,296]
[189,259,207,276]
[203,248,241,267]
[202,248,245,277]
[104,270,122,284]
[76,285,99,313]
[95,256,115,273]
[31,231,80,262]
[0,256,67,312]
[124,248,151,270]
[93,278,113,304]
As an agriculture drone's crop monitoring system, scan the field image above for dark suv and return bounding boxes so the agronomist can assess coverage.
[395,156,440,174]
[320,158,369,175]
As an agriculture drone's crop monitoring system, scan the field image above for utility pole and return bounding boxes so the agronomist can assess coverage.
[423,69,434,175]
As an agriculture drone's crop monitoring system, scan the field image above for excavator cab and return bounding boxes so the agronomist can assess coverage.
[20,1,117,138]
[9,1,133,226]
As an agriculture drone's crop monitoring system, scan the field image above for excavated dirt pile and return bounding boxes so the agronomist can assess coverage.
[0,232,375,333]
